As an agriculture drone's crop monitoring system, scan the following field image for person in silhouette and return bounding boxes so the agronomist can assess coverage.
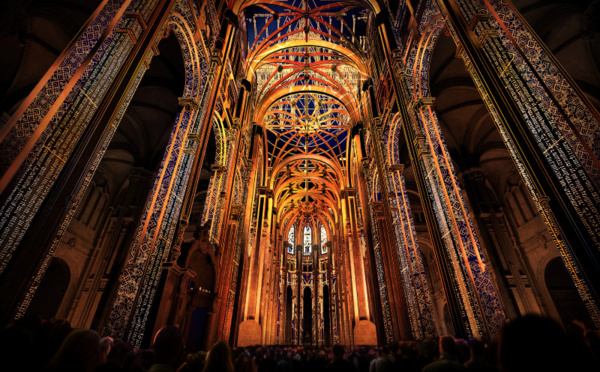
[43,328,105,372]
[149,326,186,372]
[464,338,498,372]
[422,336,466,372]
[325,345,355,372]
[498,314,595,372]
[202,341,234,372]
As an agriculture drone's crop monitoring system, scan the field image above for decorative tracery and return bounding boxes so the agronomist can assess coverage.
[288,224,296,254]
[303,224,312,255]
[320,224,327,254]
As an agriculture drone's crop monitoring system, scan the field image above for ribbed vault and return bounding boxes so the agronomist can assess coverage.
[243,0,372,237]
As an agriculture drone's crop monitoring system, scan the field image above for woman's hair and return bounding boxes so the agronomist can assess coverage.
[44,329,102,372]
[202,341,234,372]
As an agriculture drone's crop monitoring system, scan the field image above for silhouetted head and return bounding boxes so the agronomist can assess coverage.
[400,341,417,358]
[375,345,389,357]
[152,326,185,368]
[499,315,573,372]
[468,338,485,358]
[187,350,207,371]
[439,336,457,359]
[99,336,113,364]
[202,341,234,372]
[332,345,345,359]
[106,339,132,367]
[44,329,103,372]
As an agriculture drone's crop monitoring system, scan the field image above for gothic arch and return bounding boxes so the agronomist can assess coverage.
[26,257,71,319]
[103,1,216,342]
[232,0,382,15]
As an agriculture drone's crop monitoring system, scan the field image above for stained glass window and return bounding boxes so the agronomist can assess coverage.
[288,225,295,254]
[321,225,327,254]
[303,225,311,255]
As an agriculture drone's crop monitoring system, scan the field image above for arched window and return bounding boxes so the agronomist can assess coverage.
[321,225,327,254]
[303,225,311,255]
[288,225,295,254]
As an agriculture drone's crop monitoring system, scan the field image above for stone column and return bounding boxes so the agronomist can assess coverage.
[237,186,271,346]
[103,7,240,345]
[362,79,414,340]
[461,169,543,318]
[435,0,600,326]
[0,0,176,325]
[375,9,505,339]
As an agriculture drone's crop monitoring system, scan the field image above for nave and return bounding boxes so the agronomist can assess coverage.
[0,0,599,355]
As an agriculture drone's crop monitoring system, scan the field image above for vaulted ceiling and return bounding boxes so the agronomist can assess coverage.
[241,0,373,235]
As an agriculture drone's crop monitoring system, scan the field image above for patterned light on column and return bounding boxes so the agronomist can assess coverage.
[396,1,506,338]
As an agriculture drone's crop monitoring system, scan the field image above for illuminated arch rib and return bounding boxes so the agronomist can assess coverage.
[239,0,374,244]
[234,0,381,15]
[256,85,359,123]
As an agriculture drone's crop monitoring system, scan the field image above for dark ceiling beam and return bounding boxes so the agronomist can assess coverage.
[430,77,476,97]
[435,98,484,117]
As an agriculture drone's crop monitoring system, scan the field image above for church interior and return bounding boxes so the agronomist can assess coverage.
[0,0,600,352]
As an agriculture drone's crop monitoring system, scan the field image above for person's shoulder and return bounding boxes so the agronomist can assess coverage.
[423,359,466,372]
[325,359,354,372]
[422,360,438,372]
[148,364,176,372]
[464,359,499,372]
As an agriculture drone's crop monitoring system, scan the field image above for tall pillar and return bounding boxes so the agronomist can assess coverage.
[237,186,271,346]
[0,0,181,324]
[341,191,367,323]
[461,169,542,317]
[72,168,155,329]
[103,7,239,345]
[435,0,600,326]
[359,158,397,343]
[388,164,438,339]
[375,7,505,338]
[353,134,387,344]
[264,231,282,345]
[296,246,302,345]
[362,80,415,340]
[222,128,262,346]
[334,221,351,345]
[210,205,244,344]
[344,186,380,345]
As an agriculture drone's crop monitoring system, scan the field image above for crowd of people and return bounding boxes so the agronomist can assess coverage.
[1,314,599,372]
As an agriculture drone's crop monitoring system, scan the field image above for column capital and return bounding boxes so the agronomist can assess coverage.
[224,8,239,26]
[455,43,466,59]
[258,186,273,196]
[241,78,252,92]
[362,77,374,92]
[412,97,436,111]
[211,164,226,173]
[390,164,404,173]
[210,50,223,66]
[466,14,498,45]
[178,97,200,110]
[392,50,408,77]
[231,204,244,217]
[341,188,355,198]
[372,116,382,128]
[187,132,200,143]
[372,201,385,215]
[414,135,429,158]
[468,14,490,31]
[477,29,499,46]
